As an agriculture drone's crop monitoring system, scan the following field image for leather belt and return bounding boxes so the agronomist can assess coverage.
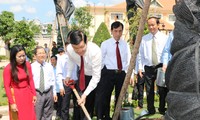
[107,69,124,74]
[36,86,52,94]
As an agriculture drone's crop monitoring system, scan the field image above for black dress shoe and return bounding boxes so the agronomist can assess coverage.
[148,110,156,115]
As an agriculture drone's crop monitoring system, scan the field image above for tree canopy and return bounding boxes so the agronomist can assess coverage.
[0,11,40,60]
[0,11,15,42]
[13,19,38,59]
[71,7,93,36]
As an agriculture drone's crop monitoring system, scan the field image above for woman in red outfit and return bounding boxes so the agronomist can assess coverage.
[3,45,37,120]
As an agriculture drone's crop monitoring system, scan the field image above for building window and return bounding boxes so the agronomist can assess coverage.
[111,13,123,20]
[168,14,176,21]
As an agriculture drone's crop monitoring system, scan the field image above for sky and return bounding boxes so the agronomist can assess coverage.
[0,0,124,23]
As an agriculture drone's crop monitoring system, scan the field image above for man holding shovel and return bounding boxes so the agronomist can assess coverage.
[64,30,102,119]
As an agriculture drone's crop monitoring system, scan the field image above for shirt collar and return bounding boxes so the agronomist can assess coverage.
[111,38,121,44]
[152,31,161,39]
[36,60,45,67]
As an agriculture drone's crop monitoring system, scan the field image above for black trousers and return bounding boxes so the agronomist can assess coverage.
[76,75,96,120]
[157,86,169,114]
[95,66,126,120]
[61,82,79,120]
[144,65,158,114]
[54,93,62,118]
[136,73,145,108]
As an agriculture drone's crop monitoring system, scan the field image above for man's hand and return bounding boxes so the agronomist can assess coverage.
[32,96,37,105]
[134,74,138,83]
[60,89,65,96]
[138,70,143,78]
[54,95,58,102]
[11,104,18,112]
[77,94,86,106]
[162,64,167,73]
[64,77,70,86]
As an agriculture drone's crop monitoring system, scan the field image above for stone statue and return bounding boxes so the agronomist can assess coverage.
[165,0,200,119]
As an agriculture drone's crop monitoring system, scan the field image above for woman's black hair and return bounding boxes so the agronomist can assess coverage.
[10,45,28,83]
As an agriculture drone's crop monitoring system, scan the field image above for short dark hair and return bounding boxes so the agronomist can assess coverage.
[34,46,45,55]
[148,16,160,24]
[67,30,74,39]
[70,30,87,45]
[51,55,57,60]
[66,30,74,44]
[111,21,124,30]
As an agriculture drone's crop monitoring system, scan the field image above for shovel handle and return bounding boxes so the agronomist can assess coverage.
[72,89,92,120]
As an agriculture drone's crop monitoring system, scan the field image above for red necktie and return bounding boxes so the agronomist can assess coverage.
[116,41,122,71]
[79,56,85,91]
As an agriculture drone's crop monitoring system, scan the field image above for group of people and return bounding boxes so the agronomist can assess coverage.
[3,18,173,120]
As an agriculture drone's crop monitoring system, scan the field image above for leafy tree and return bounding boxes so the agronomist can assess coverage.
[0,11,41,61]
[93,22,111,46]
[0,11,15,43]
[71,7,93,36]
[13,19,38,60]
[29,20,41,34]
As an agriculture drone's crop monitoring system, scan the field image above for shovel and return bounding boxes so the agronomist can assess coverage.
[65,80,92,120]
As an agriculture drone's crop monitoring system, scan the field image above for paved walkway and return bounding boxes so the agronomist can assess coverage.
[0,106,8,120]
[0,105,58,120]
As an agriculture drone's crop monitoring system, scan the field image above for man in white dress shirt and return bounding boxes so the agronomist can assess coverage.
[64,30,102,119]
[138,17,168,115]
[96,21,131,119]
[31,46,57,120]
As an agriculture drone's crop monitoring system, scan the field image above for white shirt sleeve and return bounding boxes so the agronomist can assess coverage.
[66,52,75,79]
[84,50,102,96]
[56,58,64,90]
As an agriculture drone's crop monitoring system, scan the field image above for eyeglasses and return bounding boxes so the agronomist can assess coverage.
[16,55,26,59]
[36,52,46,55]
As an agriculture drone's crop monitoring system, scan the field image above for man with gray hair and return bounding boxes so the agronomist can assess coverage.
[31,46,57,120]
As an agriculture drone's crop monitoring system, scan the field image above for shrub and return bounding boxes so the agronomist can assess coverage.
[0,55,8,61]
[93,22,111,47]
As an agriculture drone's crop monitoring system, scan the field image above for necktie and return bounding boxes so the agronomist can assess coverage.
[152,36,158,65]
[116,41,122,71]
[79,56,85,91]
[39,65,45,92]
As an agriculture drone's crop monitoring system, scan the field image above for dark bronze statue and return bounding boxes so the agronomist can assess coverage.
[54,0,75,20]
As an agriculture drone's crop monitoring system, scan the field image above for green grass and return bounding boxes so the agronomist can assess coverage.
[133,98,163,119]
[0,69,8,106]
